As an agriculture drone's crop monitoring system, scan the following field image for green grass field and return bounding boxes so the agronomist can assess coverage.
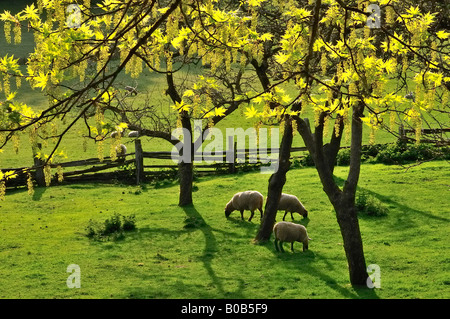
[1,1,449,300]
[0,161,449,299]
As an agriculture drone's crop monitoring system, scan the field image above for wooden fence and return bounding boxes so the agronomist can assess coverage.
[2,138,309,189]
[398,125,450,145]
[3,125,448,189]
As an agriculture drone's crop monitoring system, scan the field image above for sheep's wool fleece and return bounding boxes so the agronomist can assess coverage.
[278,193,302,210]
[230,191,263,211]
[273,221,308,242]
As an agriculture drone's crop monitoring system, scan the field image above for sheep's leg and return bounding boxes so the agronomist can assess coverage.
[303,242,308,251]
[291,212,295,221]
[274,239,279,252]
[248,210,255,222]
[282,211,288,221]
[279,241,285,253]
[240,210,244,220]
[258,208,263,219]
[290,242,295,253]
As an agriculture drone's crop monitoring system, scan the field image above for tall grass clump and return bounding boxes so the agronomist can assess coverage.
[85,213,136,240]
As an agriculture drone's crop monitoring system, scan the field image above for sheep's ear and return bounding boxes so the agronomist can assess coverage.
[308,237,312,241]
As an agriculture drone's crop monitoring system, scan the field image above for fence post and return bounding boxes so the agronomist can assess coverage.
[228,140,237,174]
[134,139,144,185]
[32,143,46,187]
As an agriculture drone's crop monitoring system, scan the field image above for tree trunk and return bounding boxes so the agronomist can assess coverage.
[255,115,293,242]
[323,115,344,174]
[294,107,368,286]
[166,72,194,207]
[178,110,193,207]
[333,194,368,286]
[178,161,193,206]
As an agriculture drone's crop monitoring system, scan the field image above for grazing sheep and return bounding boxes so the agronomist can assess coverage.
[110,131,120,138]
[115,144,127,157]
[128,130,140,138]
[225,191,264,222]
[273,221,311,252]
[277,193,308,220]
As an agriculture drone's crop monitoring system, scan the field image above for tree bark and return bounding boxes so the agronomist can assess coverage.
[323,115,344,174]
[255,115,293,242]
[333,194,368,286]
[166,72,194,206]
[178,110,193,206]
[294,107,368,286]
[336,102,368,286]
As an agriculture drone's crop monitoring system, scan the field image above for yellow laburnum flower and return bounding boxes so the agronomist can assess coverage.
[33,72,48,90]
[274,53,290,65]
[244,105,259,119]
[436,30,450,40]
[214,106,226,117]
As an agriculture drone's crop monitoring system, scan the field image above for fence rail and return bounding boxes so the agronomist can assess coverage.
[3,125,448,189]
[2,139,309,189]
[398,125,450,145]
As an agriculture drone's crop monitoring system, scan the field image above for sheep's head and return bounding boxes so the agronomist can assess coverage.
[298,203,308,218]
[224,202,233,217]
[302,210,308,218]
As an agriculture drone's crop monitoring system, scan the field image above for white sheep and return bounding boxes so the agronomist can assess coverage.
[115,144,127,157]
[273,221,311,252]
[277,193,308,220]
[110,131,120,138]
[225,191,264,222]
[128,130,140,138]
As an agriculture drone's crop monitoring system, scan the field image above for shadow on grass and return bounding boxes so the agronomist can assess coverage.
[32,186,46,201]
[180,204,242,298]
[116,204,245,299]
[333,175,450,224]
[259,239,379,299]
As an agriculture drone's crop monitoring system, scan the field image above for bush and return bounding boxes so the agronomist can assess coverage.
[297,153,315,167]
[86,213,137,240]
[336,148,351,166]
[356,191,389,217]
[122,214,137,231]
[103,213,122,235]
[374,142,449,164]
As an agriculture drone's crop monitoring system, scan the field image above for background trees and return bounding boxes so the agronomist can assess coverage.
[1,0,448,286]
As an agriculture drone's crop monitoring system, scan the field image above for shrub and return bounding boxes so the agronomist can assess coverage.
[336,148,351,166]
[298,153,315,167]
[103,213,122,235]
[374,142,449,164]
[122,214,137,231]
[356,190,389,217]
[85,213,137,240]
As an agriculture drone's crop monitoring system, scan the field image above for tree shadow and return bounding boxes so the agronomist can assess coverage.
[32,186,46,201]
[260,240,379,299]
[333,175,450,224]
[181,204,236,298]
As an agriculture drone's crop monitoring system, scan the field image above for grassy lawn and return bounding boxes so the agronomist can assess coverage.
[0,161,448,299]
[1,1,449,301]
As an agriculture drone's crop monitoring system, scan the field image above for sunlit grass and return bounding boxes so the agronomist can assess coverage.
[0,161,448,298]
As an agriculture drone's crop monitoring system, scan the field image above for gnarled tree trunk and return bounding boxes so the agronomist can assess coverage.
[293,102,368,286]
[255,115,293,242]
